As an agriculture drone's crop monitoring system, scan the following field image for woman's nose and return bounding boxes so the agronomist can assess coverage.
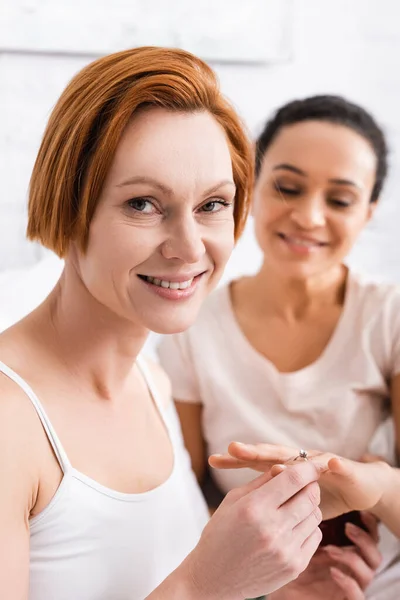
[290,197,326,229]
[161,219,206,263]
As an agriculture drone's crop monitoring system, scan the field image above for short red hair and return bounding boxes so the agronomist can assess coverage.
[27,46,254,256]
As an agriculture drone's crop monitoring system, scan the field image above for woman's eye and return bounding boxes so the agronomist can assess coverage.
[201,200,232,213]
[274,184,300,196]
[330,198,351,208]
[127,198,156,213]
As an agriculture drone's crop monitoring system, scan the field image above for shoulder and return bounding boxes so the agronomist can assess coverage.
[349,271,400,318]
[0,370,40,509]
[348,273,400,372]
[0,369,37,431]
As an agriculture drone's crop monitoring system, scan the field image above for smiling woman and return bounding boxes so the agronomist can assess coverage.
[158,95,400,600]
[0,47,326,600]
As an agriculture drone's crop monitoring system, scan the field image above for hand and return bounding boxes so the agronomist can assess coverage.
[209,442,390,520]
[269,512,381,600]
[182,461,323,600]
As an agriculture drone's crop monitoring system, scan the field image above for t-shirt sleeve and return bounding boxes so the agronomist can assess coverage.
[386,286,400,377]
[157,332,202,404]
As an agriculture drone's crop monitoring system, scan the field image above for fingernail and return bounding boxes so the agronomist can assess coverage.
[324,545,343,559]
[345,522,360,536]
[330,566,346,580]
[271,464,286,475]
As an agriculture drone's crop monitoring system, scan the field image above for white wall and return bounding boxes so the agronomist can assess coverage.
[1,0,400,284]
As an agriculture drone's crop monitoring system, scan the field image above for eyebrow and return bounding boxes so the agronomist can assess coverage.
[272,163,362,189]
[116,175,236,196]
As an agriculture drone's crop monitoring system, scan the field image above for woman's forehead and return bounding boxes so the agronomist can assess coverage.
[105,109,234,189]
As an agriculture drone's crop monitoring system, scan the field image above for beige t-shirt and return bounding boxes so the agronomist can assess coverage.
[158,271,400,598]
[159,272,400,488]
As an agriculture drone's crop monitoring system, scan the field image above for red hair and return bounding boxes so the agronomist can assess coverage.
[27,46,254,256]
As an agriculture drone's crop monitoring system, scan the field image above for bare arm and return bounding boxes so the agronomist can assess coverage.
[175,401,206,483]
[368,372,400,536]
[0,383,37,599]
[391,371,400,461]
[145,561,202,600]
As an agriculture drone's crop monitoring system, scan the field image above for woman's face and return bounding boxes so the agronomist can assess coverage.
[74,107,236,334]
[253,121,378,279]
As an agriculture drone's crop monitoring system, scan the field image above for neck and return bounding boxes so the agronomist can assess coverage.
[29,261,149,399]
[243,261,348,321]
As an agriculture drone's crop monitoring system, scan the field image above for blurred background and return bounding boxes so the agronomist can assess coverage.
[1,0,400,327]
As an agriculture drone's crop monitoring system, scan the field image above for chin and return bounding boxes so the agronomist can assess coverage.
[276,261,323,280]
[149,319,196,335]
[144,309,201,335]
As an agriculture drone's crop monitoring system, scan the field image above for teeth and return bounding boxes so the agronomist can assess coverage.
[144,276,194,290]
[287,236,320,247]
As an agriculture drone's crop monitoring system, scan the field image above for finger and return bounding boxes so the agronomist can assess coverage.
[360,511,380,541]
[324,546,374,589]
[330,566,365,599]
[254,461,323,508]
[208,453,255,470]
[271,464,286,477]
[291,503,323,543]
[280,482,322,529]
[219,470,274,507]
[345,523,382,570]
[209,442,291,472]
[271,461,329,478]
[298,526,323,572]
[228,441,294,463]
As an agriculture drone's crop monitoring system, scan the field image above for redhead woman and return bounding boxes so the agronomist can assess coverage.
[0,48,327,600]
[159,95,400,599]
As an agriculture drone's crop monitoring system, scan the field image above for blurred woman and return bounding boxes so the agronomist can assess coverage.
[159,95,400,599]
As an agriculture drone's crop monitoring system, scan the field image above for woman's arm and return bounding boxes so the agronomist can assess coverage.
[0,389,35,599]
[390,372,400,461]
[367,372,400,535]
[368,465,400,536]
[175,401,207,483]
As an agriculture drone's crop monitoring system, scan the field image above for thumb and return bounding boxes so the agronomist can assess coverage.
[327,457,355,479]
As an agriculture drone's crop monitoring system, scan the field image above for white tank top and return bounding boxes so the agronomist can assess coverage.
[0,357,209,600]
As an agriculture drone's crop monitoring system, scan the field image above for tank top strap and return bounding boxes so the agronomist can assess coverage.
[0,360,71,472]
[136,354,174,436]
